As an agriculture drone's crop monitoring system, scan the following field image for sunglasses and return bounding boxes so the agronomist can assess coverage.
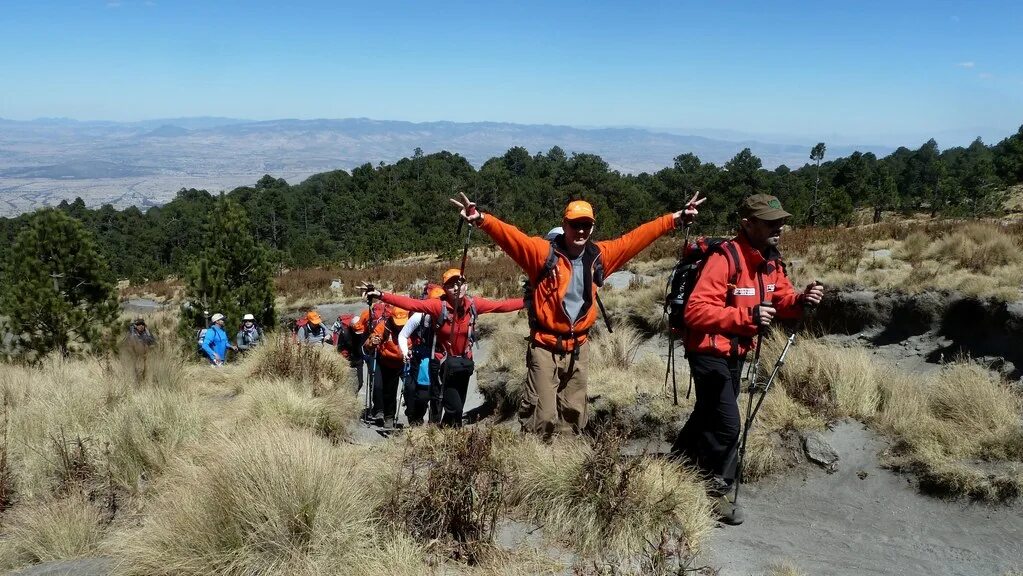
[567,220,594,232]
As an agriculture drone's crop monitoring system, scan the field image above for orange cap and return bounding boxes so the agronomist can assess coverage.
[563,200,595,222]
[306,311,322,324]
[390,307,409,326]
[427,285,445,299]
[442,268,464,285]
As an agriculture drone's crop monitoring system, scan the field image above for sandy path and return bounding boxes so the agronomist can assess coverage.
[702,420,1023,576]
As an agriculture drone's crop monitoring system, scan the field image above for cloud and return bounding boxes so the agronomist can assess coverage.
[956,61,975,68]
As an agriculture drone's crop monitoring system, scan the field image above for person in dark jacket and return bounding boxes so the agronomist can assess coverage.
[235,313,263,352]
[127,318,155,347]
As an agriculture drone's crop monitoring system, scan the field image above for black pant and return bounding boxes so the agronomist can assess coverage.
[404,356,432,424]
[672,354,745,484]
[435,358,474,428]
[372,363,401,419]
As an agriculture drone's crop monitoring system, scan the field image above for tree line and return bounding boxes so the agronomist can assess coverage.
[1,126,1021,286]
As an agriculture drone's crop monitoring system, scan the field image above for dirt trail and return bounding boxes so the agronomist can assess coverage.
[702,420,1023,576]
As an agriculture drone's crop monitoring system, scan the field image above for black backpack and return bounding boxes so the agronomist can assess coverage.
[664,237,741,339]
[663,237,741,402]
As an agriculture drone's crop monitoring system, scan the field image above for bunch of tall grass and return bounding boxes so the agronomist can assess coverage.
[0,495,106,571]
[111,426,424,576]
[248,333,352,390]
[505,431,712,561]
[239,377,359,443]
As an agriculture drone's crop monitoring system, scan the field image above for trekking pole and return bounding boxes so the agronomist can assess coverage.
[457,215,473,279]
[362,286,377,425]
[733,332,796,506]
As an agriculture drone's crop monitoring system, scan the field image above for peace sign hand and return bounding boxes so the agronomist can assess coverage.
[673,190,707,227]
[449,192,482,224]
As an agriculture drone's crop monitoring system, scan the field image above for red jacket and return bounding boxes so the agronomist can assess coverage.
[684,233,804,358]
[480,213,677,351]
[380,293,523,360]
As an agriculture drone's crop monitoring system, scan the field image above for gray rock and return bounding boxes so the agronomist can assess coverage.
[329,280,342,291]
[869,249,892,259]
[802,430,840,472]
[603,270,637,290]
[9,557,114,576]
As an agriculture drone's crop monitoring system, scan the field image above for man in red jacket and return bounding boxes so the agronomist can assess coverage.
[673,194,824,525]
[451,191,704,437]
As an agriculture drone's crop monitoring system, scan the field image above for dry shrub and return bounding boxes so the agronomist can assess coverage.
[249,333,351,388]
[506,431,712,560]
[894,230,930,262]
[111,426,423,576]
[0,495,106,571]
[380,426,509,564]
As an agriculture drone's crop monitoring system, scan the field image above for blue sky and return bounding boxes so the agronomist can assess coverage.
[1,0,1020,145]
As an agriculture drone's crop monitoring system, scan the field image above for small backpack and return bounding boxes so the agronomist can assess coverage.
[195,327,208,356]
[290,317,309,342]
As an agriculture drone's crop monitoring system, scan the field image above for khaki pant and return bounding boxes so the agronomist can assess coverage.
[519,341,589,437]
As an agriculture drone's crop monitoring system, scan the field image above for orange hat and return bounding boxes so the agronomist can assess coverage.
[390,307,409,326]
[427,285,445,299]
[306,311,322,324]
[442,268,464,285]
[563,200,595,222]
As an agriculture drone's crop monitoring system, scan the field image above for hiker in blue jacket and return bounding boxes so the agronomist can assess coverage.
[202,313,237,366]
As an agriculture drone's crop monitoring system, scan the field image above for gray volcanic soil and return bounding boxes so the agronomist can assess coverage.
[701,420,1023,576]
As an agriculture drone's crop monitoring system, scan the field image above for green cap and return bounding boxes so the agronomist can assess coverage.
[740,194,791,220]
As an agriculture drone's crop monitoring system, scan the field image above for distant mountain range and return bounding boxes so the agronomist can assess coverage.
[0,116,900,215]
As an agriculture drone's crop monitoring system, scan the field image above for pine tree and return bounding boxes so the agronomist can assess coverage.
[178,195,276,343]
[0,209,119,359]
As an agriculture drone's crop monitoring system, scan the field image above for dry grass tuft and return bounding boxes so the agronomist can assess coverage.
[0,495,106,571]
[506,431,712,560]
[767,561,808,576]
[240,378,359,443]
[111,426,423,576]
[248,333,351,389]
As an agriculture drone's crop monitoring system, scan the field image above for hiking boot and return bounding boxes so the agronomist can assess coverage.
[383,416,395,429]
[714,496,745,526]
[408,418,424,427]
[707,476,734,498]
[373,411,384,426]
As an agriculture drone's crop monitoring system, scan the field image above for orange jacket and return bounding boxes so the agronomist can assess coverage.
[479,212,677,351]
[683,233,804,358]
[363,320,407,369]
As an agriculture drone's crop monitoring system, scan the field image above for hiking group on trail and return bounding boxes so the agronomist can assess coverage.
[166,189,824,526]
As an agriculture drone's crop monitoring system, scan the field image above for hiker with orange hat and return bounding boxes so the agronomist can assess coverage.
[450,191,705,437]
[297,310,330,345]
[364,269,524,427]
[362,305,412,428]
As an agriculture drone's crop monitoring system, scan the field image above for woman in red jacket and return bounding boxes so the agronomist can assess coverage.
[365,268,523,427]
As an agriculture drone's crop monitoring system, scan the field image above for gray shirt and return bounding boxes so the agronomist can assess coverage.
[562,252,586,323]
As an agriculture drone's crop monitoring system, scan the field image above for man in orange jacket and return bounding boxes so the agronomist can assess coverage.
[451,191,704,437]
[673,194,824,525]
[363,306,411,429]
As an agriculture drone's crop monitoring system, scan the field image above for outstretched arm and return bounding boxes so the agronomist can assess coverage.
[474,296,526,314]
[380,292,443,316]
